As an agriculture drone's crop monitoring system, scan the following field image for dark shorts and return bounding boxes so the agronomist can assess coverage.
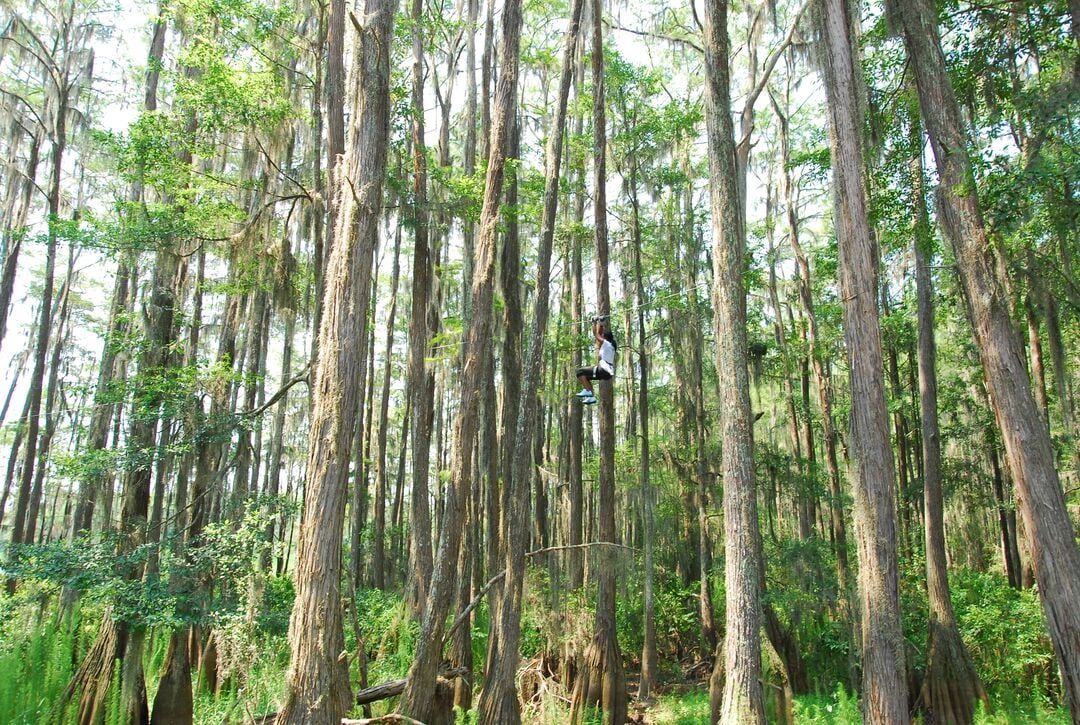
[576,365,613,381]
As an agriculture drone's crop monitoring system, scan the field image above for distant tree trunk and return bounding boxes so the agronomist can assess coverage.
[405,0,435,609]
[771,81,849,592]
[630,165,657,703]
[702,1,764,723]
[398,0,521,715]
[69,260,130,541]
[988,434,1022,589]
[895,0,1080,715]
[26,250,75,546]
[477,0,581,715]
[6,73,68,585]
[262,227,297,572]
[350,260,378,586]
[0,125,42,354]
[570,3,627,722]
[817,1,908,721]
[567,48,587,590]
[1024,290,1050,423]
[684,194,719,657]
[278,0,398,719]
[912,147,987,725]
[373,217,402,590]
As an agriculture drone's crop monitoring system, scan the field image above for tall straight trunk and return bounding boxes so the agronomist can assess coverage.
[234,287,268,508]
[567,45,587,590]
[570,3,627,722]
[373,218,402,589]
[399,0,521,716]
[771,85,849,590]
[309,7,327,378]
[278,0,398,719]
[316,0,346,344]
[630,166,657,703]
[70,261,130,539]
[405,0,435,607]
[1042,292,1079,450]
[0,350,29,533]
[0,125,42,354]
[818,1,908,720]
[913,147,986,724]
[497,107,523,572]
[6,74,69,578]
[26,250,75,546]
[701,1,764,723]
[263,243,296,572]
[683,179,719,655]
[1025,291,1050,422]
[895,0,1080,716]
[350,263,378,585]
[477,0,582,716]
[104,229,183,725]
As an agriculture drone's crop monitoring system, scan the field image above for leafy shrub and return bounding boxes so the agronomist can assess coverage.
[950,570,1057,704]
[792,683,861,723]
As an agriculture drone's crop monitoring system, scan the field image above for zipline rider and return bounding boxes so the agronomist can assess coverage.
[575,316,616,406]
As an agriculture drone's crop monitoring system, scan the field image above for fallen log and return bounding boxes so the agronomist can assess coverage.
[354,667,468,706]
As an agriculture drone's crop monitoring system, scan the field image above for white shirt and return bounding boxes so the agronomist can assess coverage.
[598,339,616,374]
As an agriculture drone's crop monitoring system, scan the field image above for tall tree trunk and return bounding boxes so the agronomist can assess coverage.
[278,0,398,718]
[477,0,582,715]
[570,3,627,721]
[399,0,521,715]
[26,250,75,546]
[567,46,587,590]
[0,125,42,354]
[373,217,402,590]
[701,0,764,722]
[6,73,68,585]
[771,82,849,592]
[405,0,435,608]
[818,1,908,721]
[69,261,130,541]
[895,0,1080,715]
[913,146,987,724]
[630,164,657,703]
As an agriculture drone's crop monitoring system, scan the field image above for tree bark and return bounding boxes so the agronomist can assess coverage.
[398,0,521,715]
[570,3,627,722]
[913,147,987,725]
[405,0,435,608]
[701,0,765,721]
[818,0,908,721]
[477,0,582,716]
[895,0,1080,716]
[278,0,398,719]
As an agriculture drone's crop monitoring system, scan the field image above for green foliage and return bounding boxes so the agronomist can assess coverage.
[351,588,417,685]
[950,570,1058,703]
[0,596,97,724]
[645,690,710,724]
[792,684,862,723]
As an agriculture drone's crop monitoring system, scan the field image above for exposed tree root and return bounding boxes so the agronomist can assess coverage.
[570,629,628,724]
[63,611,122,725]
[919,620,987,724]
[150,628,193,725]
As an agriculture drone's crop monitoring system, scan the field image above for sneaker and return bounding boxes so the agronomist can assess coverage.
[575,389,593,398]
[582,395,598,405]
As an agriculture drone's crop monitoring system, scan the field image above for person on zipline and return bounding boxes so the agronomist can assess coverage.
[575,316,616,405]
